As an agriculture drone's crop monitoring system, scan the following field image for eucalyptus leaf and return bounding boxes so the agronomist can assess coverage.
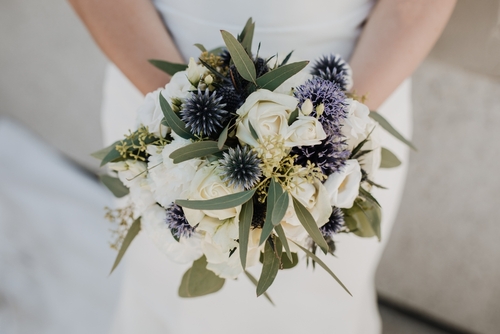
[343,199,381,240]
[292,197,328,254]
[218,125,229,150]
[159,93,194,140]
[244,270,274,305]
[380,147,402,168]
[281,252,299,269]
[288,108,299,125]
[220,30,257,83]
[169,141,222,163]
[178,255,225,297]
[99,175,129,198]
[256,61,309,91]
[194,43,207,52]
[271,192,289,226]
[91,141,118,161]
[208,46,226,55]
[358,187,381,208]
[149,59,188,76]
[279,51,294,67]
[248,121,259,140]
[355,200,382,241]
[260,178,283,245]
[110,218,141,274]
[176,189,256,210]
[291,241,352,296]
[274,224,292,262]
[240,19,255,55]
[257,237,282,296]
[198,58,228,81]
[100,144,122,167]
[239,200,254,269]
[369,111,417,151]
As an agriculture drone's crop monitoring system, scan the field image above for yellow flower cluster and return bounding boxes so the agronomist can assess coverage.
[104,204,135,251]
[115,126,168,162]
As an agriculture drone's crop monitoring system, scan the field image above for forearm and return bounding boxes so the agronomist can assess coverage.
[68,0,183,95]
[349,0,456,110]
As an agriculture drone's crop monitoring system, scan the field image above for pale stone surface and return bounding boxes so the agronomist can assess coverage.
[376,59,500,334]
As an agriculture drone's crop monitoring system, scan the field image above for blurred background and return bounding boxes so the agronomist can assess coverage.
[1,0,499,333]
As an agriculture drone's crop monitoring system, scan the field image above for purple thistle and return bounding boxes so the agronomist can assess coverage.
[320,207,345,238]
[311,54,352,91]
[294,77,347,136]
[166,203,196,240]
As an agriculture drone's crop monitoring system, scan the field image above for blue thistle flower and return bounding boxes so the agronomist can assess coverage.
[311,54,352,91]
[320,207,344,238]
[291,134,350,175]
[165,203,196,240]
[294,77,347,136]
[219,145,262,190]
[181,89,228,137]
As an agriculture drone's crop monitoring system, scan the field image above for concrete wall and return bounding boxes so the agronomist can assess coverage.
[1,1,499,333]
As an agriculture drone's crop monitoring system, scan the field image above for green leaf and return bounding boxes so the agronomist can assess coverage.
[244,270,274,305]
[271,192,289,226]
[194,43,207,52]
[220,30,256,83]
[257,237,282,296]
[238,200,254,270]
[256,61,309,91]
[239,18,255,55]
[343,199,382,240]
[356,200,382,241]
[208,46,225,55]
[369,111,417,151]
[291,240,352,296]
[110,218,141,274]
[292,196,329,254]
[358,187,381,208]
[260,178,283,245]
[198,58,227,81]
[178,255,225,297]
[218,125,229,150]
[91,141,118,161]
[248,121,259,140]
[149,59,188,76]
[349,127,375,159]
[288,108,299,125]
[176,189,256,210]
[279,51,294,67]
[169,141,222,163]
[274,224,292,262]
[159,93,194,140]
[99,144,122,167]
[380,147,402,168]
[281,252,299,269]
[99,175,129,198]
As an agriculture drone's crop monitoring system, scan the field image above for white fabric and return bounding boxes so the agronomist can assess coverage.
[101,1,413,333]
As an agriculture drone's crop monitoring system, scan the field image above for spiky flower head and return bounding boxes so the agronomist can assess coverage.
[311,54,352,91]
[217,85,246,113]
[291,134,350,176]
[294,77,347,136]
[219,49,231,67]
[166,203,196,240]
[181,89,228,138]
[219,145,262,190]
[320,206,344,238]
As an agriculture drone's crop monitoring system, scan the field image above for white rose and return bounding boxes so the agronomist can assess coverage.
[135,88,169,138]
[236,89,298,147]
[146,136,201,207]
[141,204,203,264]
[182,164,241,226]
[342,99,370,141]
[324,159,362,209]
[285,115,327,147]
[163,71,195,103]
[186,57,208,85]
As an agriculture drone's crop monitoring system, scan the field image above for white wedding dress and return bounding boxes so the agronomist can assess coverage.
[101,1,413,333]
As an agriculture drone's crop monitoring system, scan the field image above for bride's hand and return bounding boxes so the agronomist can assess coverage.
[68,0,184,95]
[349,0,456,110]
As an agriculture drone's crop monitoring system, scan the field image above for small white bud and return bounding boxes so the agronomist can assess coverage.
[301,99,313,115]
[316,103,325,117]
[204,74,213,85]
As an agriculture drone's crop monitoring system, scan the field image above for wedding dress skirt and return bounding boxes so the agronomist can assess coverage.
[101,1,413,333]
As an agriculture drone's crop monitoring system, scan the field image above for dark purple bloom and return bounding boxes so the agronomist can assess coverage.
[166,203,196,240]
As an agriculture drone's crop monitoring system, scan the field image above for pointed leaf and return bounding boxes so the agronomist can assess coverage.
[274,224,292,262]
[240,20,255,55]
[198,58,227,81]
[149,59,188,76]
[176,189,256,210]
[288,108,299,125]
[244,270,274,305]
[248,121,259,140]
[358,187,381,208]
[99,144,122,167]
[271,191,289,226]
[369,111,417,151]
[280,252,299,269]
[159,93,194,139]
[110,218,141,274]
[343,200,380,239]
[239,200,254,269]
[169,141,222,163]
[292,196,328,254]
[220,30,256,83]
[99,175,129,198]
[218,125,229,150]
[257,238,282,296]
[91,141,118,161]
[291,240,352,296]
[355,200,382,241]
[178,255,225,297]
[256,61,309,91]
[279,51,294,67]
[260,178,282,245]
[194,43,207,52]
[380,147,401,168]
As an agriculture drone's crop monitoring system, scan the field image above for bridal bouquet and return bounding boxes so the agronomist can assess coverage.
[94,19,414,300]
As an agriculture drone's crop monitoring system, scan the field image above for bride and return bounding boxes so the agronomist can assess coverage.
[69,1,456,333]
